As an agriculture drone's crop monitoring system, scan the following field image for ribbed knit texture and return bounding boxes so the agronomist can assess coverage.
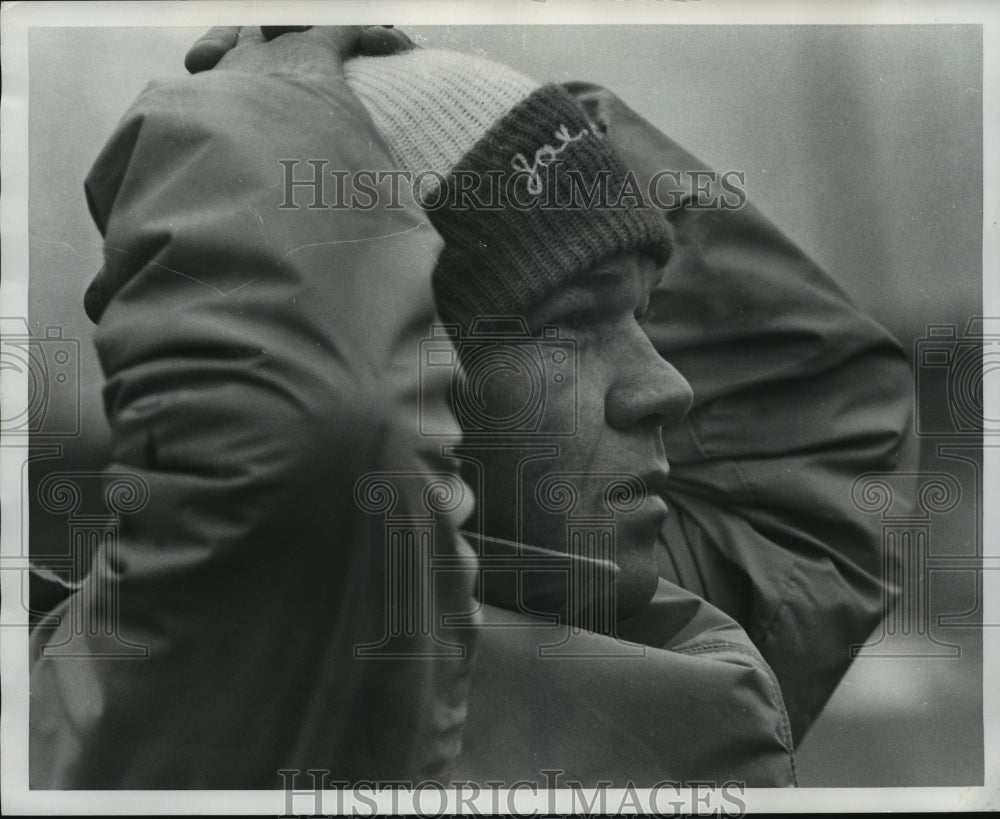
[344,50,673,327]
[345,50,539,201]
[428,84,673,327]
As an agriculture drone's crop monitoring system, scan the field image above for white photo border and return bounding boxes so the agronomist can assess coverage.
[2,0,997,813]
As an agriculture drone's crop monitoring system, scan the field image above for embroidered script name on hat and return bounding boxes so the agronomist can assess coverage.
[344,49,674,327]
[511,124,591,196]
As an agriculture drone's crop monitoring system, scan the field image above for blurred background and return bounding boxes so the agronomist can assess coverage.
[22,25,983,786]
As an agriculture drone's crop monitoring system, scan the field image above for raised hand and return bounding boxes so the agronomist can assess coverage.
[184,25,416,76]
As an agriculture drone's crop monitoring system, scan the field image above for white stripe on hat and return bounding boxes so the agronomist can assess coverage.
[344,49,540,199]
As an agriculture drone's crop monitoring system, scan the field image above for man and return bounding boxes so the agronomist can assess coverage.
[30,26,914,788]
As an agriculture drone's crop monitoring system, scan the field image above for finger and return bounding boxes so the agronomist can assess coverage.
[296,25,365,64]
[233,26,267,46]
[261,25,312,41]
[184,26,240,73]
[359,26,417,56]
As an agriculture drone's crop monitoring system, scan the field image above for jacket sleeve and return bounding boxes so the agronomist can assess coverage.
[566,82,916,743]
[29,70,477,788]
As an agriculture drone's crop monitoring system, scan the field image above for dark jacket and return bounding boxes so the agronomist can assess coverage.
[30,71,479,788]
[30,68,913,789]
[451,533,797,786]
[566,83,914,744]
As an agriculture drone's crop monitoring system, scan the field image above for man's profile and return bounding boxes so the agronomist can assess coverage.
[28,25,914,790]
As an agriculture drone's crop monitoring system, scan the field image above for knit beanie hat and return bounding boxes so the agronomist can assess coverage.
[343,50,673,328]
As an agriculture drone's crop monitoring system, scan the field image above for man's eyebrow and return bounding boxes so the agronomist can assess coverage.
[579,260,633,282]
[580,262,663,299]
[563,276,625,303]
[579,256,663,289]
[534,258,658,320]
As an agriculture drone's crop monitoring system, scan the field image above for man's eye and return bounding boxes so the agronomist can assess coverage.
[557,311,591,331]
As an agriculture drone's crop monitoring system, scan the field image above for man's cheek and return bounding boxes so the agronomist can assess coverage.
[456,359,542,433]
[480,368,531,416]
[523,396,608,504]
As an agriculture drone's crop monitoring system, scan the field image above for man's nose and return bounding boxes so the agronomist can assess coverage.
[605,336,693,432]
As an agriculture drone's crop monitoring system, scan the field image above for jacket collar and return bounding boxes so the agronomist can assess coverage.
[460,530,620,630]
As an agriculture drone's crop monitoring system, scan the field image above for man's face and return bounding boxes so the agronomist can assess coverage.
[456,252,693,611]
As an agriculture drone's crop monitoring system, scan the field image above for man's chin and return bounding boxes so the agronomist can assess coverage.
[613,547,661,619]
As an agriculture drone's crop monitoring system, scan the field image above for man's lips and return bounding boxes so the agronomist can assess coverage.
[624,468,671,542]
[641,491,670,527]
[641,467,672,504]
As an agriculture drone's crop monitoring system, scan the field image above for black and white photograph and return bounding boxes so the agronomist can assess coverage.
[1,1,997,814]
